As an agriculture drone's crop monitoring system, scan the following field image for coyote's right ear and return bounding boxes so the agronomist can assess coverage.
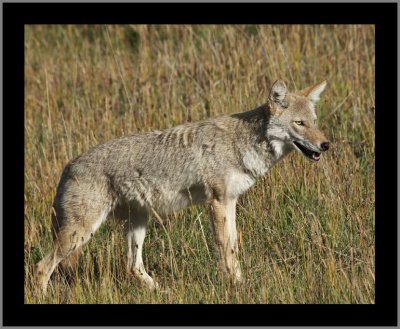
[269,80,288,107]
[299,80,327,104]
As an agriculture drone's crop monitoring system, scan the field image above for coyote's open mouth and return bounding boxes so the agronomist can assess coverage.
[293,141,321,162]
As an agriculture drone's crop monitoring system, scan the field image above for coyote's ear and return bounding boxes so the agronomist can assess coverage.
[269,80,288,106]
[300,81,327,104]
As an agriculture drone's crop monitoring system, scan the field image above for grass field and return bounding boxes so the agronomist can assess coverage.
[24,25,375,304]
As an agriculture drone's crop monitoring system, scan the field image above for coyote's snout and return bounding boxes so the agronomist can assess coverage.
[35,79,329,292]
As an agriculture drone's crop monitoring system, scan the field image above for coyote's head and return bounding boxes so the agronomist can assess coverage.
[266,80,330,162]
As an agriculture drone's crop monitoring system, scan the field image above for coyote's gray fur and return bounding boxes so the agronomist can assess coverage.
[35,79,330,292]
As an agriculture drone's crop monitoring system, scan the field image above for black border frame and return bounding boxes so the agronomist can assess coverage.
[3,2,397,326]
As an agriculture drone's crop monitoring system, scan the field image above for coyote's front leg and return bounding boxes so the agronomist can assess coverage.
[209,197,242,283]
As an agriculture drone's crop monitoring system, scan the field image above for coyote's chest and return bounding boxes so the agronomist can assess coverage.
[225,170,255,198]
[224,144,275,198]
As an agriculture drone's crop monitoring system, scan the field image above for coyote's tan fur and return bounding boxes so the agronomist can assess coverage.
[35,79,330,292]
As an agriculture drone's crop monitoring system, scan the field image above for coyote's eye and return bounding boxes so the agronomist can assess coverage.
[294,121,304,126]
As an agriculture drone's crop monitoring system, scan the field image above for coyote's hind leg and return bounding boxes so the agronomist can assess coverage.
[35,202,111,293]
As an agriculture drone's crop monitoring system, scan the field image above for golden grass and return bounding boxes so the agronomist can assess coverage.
[24,24,375,304]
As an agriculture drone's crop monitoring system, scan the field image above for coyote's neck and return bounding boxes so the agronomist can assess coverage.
[232,104,293,178]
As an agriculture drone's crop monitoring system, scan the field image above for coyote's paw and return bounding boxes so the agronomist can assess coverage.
[132,267,159,291]
[233,266,242,283]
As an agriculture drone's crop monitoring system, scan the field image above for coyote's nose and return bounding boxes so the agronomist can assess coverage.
[320,142,330,151]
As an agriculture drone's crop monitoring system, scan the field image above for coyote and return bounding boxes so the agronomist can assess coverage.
[35,80,329,292]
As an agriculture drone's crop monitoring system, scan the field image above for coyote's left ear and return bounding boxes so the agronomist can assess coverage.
[300,81,327,104]
[269,80,288,106]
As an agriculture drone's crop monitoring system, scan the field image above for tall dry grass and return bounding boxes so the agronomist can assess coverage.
[24,25,375,304]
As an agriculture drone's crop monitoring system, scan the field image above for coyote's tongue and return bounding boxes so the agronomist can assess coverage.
[312,152,321,161]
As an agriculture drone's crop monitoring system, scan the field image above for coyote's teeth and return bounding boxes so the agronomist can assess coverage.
[312,152,321,161]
